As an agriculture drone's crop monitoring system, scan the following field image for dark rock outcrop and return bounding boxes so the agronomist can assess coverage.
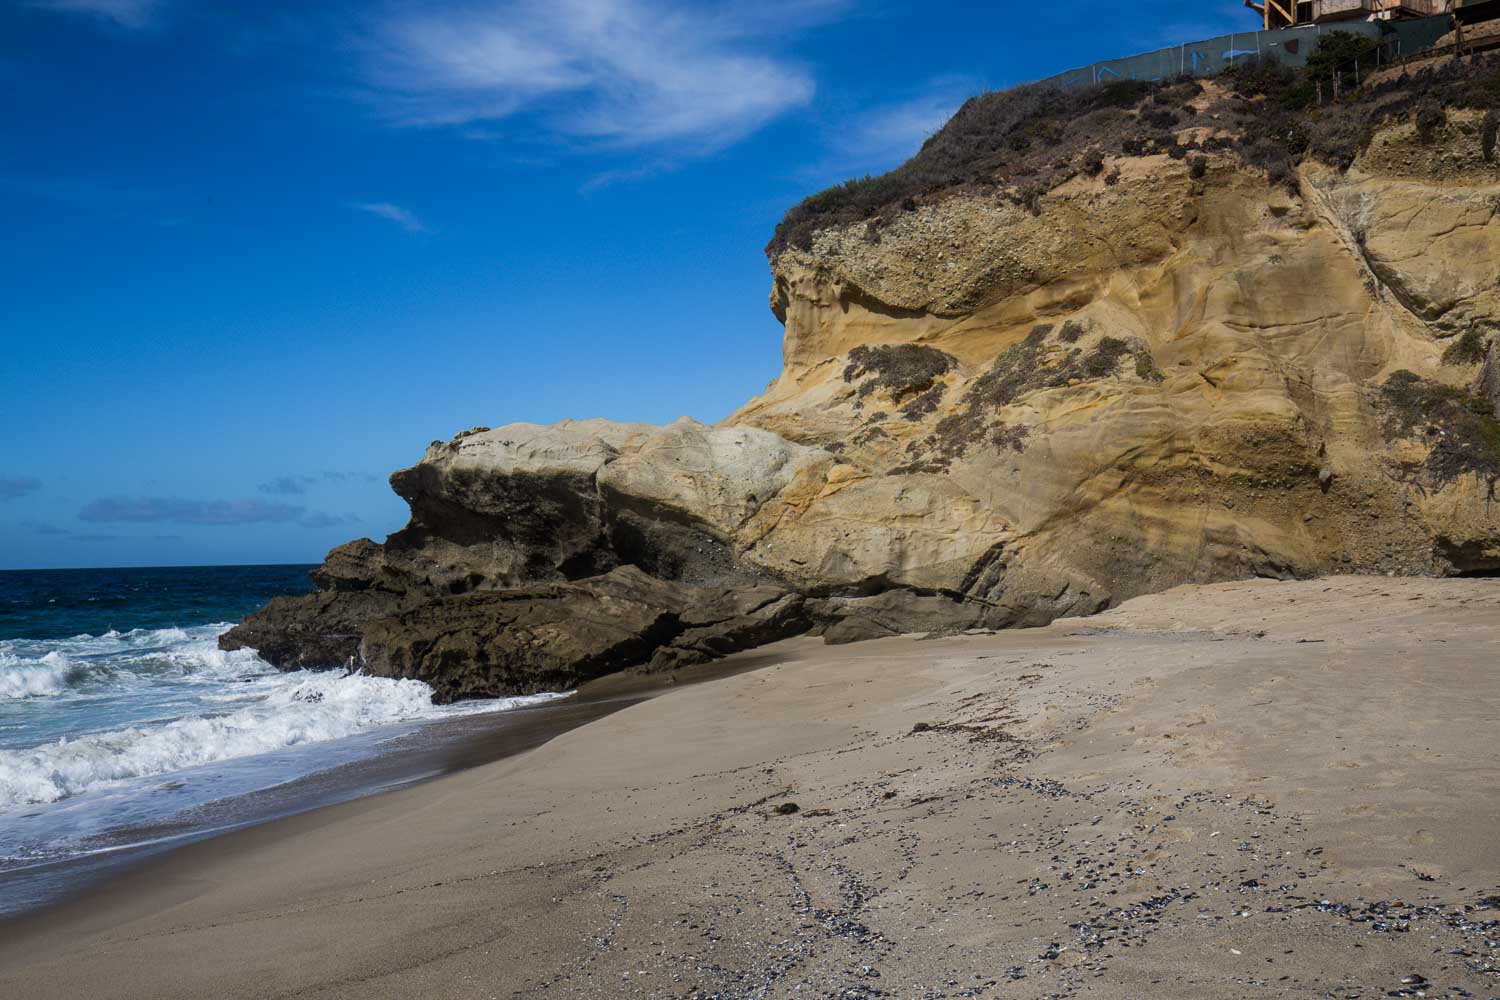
[357,568,692,702]
[223,548,993,702]
[219,590,407,671]
[226,558,989,702]
[645,587,813,673]
[809,592,990,645]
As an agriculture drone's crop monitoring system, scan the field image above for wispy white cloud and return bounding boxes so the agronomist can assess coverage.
[259,475,315,496]
[258,471,381,495]
[33,0,167,29]
[78,495,360,530]
[355,201,430,234]
[297,511,363,530]
[0,477,42,501]
[354,0,834,154]
[80,496,304,525]
[802,78,974,185]
[843,90,966,164]
[1128,2,1248,52]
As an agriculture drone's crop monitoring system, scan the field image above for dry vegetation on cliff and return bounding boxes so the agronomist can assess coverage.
[891,323,1141,475]
[771,41,1500,254]
[842,344,956,407]
[1379,370,1500,485]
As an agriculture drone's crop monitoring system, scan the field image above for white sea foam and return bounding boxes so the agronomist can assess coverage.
[0,624,260,700]
[0,652,83,700]
[0,623,566,809]
[0,668,563,808]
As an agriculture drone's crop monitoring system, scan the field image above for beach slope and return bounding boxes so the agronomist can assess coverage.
[4,576,1499,998]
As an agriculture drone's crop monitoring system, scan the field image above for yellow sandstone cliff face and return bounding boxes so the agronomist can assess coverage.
[727,119,1500,616]
[223,111,1500,691]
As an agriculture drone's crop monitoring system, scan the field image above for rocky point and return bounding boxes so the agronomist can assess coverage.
[225,61,1500,699]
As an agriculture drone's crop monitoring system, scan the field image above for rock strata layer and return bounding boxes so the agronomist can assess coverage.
[225,106,1500,698]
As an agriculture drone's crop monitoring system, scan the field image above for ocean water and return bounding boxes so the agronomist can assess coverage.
[0,565,562,904]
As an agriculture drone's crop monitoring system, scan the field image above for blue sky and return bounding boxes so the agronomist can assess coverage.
[0,0,1249,570]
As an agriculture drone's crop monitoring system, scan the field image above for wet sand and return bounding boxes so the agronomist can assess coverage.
[0,648,780,921]
[2,576,1498,998]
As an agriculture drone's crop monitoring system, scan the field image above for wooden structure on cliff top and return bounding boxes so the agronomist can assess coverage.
[1247,0,1450,30]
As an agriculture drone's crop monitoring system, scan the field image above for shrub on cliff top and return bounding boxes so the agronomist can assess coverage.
[770,79,1162,254]
[1415,98,1447,142]
[1226,46,1500,171]
[769,43,1500,256]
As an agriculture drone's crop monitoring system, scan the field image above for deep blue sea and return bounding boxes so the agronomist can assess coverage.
[0,564,319,642]
[0,565,560,910]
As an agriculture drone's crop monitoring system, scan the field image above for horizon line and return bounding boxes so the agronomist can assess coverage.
[0,561,323,573]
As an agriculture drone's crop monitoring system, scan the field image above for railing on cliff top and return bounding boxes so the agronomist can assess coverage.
[1035,14,1454,89]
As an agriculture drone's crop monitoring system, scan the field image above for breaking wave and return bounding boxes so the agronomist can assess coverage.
[0,625,255,701]
[0,625,563,808]
[0,652,87,700]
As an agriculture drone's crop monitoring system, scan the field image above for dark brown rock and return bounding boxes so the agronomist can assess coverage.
[812,591,990,646]
[646,590,811,672]
[356,570,823,701]
[1480,335,1500,411]
[357,568,691,703]
[219,590,408,671]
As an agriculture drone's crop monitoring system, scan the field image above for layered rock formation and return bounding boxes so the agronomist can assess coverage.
[223,417,1004,700]
[226,72,1500,699]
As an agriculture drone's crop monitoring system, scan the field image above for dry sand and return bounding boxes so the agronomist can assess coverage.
[2,576,1498,999]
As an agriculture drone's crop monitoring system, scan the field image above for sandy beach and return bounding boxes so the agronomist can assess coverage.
[3,575,1498,998]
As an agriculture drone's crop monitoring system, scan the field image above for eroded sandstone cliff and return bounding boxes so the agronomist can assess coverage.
[225,60,1500,699]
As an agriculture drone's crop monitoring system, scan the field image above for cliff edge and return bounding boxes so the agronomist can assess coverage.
[225,55,1500,700]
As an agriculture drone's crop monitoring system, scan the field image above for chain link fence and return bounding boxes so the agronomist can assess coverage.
[1037,15,1454,89]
